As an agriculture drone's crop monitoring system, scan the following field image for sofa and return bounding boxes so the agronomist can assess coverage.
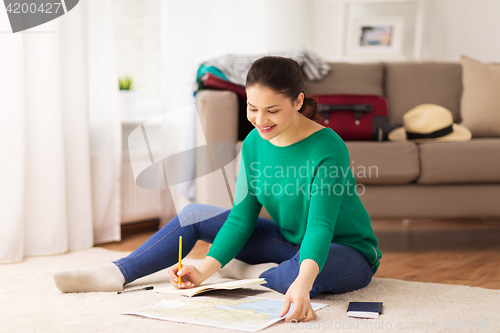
[193,61,500,220]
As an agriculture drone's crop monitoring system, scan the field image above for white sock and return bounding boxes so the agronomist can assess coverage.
[53,263,125,293]
[218,259,278,280]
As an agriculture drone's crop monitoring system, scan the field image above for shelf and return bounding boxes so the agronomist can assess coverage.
[121,114,164,127]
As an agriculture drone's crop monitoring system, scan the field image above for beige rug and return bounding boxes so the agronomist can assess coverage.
[1,247,499,333]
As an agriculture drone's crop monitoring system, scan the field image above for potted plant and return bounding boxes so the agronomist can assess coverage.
[118,76,136,118]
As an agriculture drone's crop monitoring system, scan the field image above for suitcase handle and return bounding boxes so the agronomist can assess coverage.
[318,104,373,120]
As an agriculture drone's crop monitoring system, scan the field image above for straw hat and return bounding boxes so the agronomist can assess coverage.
[388,104,472,143]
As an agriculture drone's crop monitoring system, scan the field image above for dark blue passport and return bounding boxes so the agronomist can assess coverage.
[347,302,383,318]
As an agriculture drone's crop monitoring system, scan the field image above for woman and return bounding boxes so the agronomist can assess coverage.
[53,56,382,323]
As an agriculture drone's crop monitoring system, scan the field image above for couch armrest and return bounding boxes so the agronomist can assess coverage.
[194,90,239,208]
[195,89,239,145]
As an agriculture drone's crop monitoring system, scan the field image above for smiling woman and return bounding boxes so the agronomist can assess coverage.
[52,55,381,325]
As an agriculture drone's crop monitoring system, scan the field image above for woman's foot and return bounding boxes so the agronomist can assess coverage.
[218,259,278,280]
[53,263,125,293]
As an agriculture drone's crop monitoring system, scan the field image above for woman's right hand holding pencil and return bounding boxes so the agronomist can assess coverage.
[167,264,203,289]
[167,255,222,289]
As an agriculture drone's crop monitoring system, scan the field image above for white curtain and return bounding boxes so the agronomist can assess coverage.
[87,1,122,244]
[0,0,120,263]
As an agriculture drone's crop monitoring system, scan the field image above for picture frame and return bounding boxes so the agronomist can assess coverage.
[346,16,405,57]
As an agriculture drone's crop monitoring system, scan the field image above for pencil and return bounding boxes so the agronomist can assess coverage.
[178,236,182,286]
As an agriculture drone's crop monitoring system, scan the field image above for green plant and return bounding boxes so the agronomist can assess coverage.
[119,76,133,90]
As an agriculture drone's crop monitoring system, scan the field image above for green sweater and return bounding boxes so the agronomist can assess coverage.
[207,127,382,275]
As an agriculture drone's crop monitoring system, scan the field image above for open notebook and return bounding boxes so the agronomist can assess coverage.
[153,278,266,297]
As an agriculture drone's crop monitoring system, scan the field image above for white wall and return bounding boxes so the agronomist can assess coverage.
[111,0,312,116]
[111,0,500,118]
[425,0,500,62]
[161,0,311,112]
[311,0,500,63]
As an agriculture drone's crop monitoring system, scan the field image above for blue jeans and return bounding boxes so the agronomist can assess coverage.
[113,203,373,299]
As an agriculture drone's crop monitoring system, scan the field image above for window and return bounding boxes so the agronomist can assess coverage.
[112,0,165,117]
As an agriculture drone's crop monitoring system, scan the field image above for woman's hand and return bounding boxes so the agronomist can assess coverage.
[167,264,204,289]
[279,279,318,323]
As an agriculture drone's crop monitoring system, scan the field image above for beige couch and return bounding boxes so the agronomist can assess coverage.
[194,61,500,220]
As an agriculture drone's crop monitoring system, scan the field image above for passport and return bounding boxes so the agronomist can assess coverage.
[347,301,383,319]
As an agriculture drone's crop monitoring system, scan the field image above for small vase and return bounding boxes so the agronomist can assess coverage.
[118,90,136,118]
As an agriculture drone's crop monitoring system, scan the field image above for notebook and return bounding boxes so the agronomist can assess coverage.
[153,278,266,297]
[347,302,383,319]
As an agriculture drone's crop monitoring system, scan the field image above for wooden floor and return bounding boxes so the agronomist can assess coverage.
[98,217,500,290]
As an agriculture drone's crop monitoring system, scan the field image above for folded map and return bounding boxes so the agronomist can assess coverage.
[153,278,266,297]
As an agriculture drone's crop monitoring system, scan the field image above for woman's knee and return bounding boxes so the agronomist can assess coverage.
[180,203,202,215]
[258,256,300,295]
[180,203,227,217]
[321,261,373,295]
[310,244,373,296]
[178,203,222,227]
[359,263,373,288]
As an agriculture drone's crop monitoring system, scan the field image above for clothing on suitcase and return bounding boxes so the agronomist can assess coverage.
[307,93,390,141]
[199,72,247,99]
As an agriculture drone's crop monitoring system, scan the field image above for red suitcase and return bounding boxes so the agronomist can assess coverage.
[307,93,390,141]
[200,72,247,99]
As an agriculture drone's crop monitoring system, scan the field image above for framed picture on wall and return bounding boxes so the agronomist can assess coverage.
[347,16,405,58]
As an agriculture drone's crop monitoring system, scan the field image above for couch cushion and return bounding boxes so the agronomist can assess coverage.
[416,138,500,184]
[385,62,463,127]
[460,55,500,137]
[345,141,419,185]
[303,62,384,95]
